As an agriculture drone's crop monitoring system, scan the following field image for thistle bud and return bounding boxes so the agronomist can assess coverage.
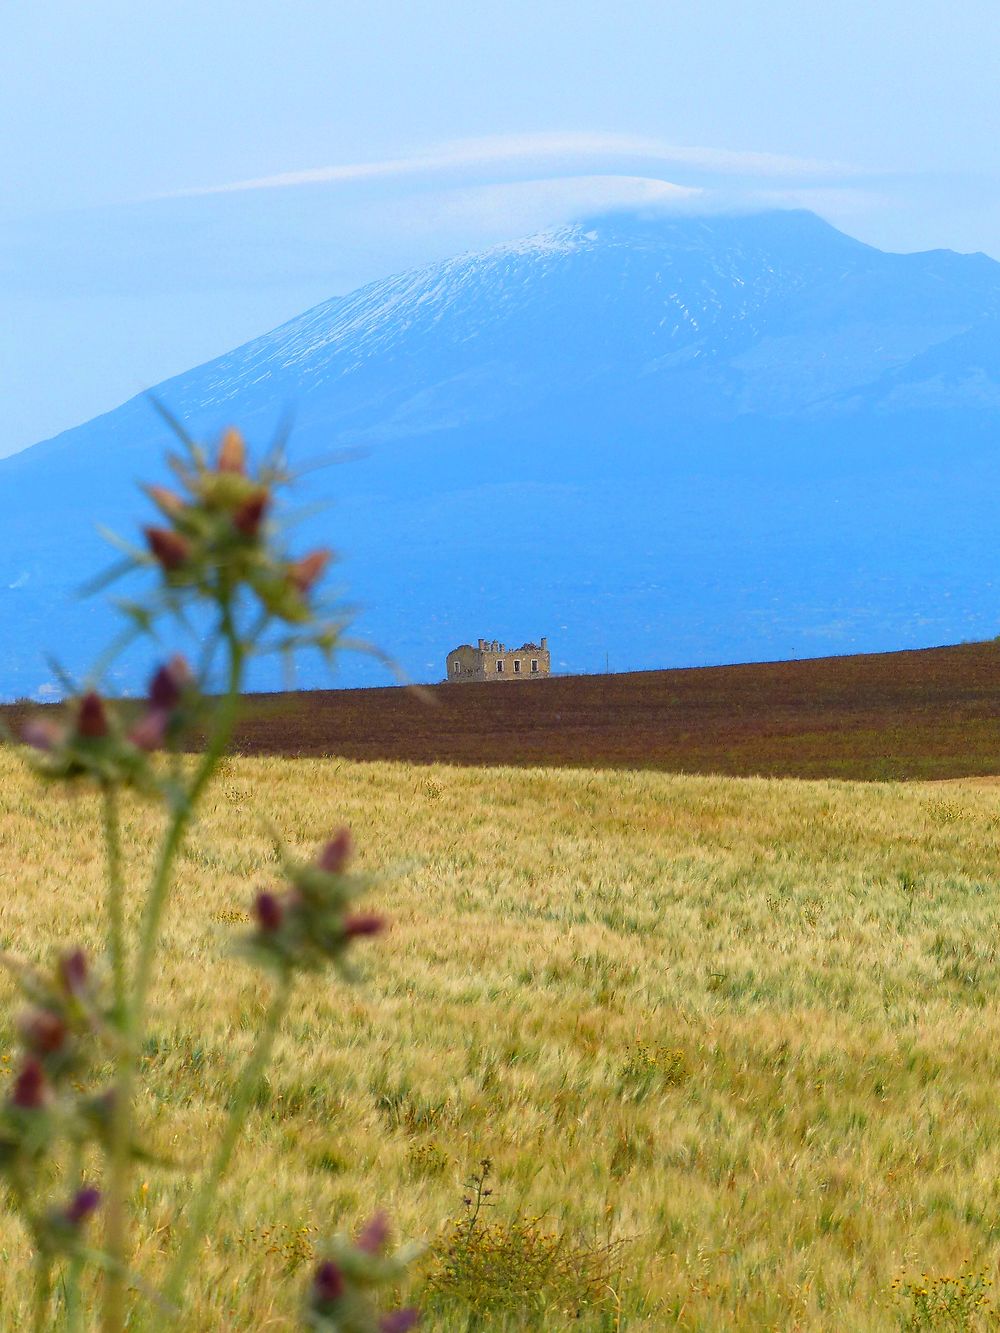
[58,949,89,998]
[21,718,62,752]
[289,549,331,595]
[356,1211,390,1255]
[18,1008,68,1056]
[11,1057,48,1109]
[380,1310,420,1333]
[128,709,168,752]
[342,913,385,940]
[144,484,185,518]
[232,489,269,538]
[255,890,284,933]
[149,654,192,711]
[76,692,108,739]
[318,829,352,875]
[217,427,247,474]
[64,1186,101,1226]
[145,526,191,571]
[311,1259,345,1306]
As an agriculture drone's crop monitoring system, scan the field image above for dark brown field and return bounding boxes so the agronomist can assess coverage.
[6,641,1000,780]
[227,640,1000,779]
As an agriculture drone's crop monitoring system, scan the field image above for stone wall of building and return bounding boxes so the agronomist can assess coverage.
[446,638,550,683]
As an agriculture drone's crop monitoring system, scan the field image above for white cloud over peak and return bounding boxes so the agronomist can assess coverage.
[165,131,866,200]
[405,174,703,230]
[336,174,705,258]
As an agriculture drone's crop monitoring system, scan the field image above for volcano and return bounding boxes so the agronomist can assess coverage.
[4,208,1000,699]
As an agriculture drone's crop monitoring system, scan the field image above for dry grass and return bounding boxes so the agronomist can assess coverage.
[0,750,999,1327]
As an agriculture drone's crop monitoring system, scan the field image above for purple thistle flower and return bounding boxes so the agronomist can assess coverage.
[255,890,284,933]
[58,949,89,998]
[216,427,247,475]
[311,1259,345,1305]
[145,526,191,571]
[18,1008,68,1055]
[129,708,168,752]
[11,1057,48,1109]
[289,549,331,595]
[65,1186,101,1226]
[149,654,192,711]
[21,718,61,752]
[318,829,353,875]
[342,913,386,940]
[77,692,108,739]
[380,1310,420,1333]
[356,1211,390,1255]
[232,489,269,538]
[144,484,185,517]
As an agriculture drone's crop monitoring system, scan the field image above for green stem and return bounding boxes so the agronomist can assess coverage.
[64,1253,85,1333]
[33,1253,51,1333]
[101,782,129,1333]
[64,1143,85,1332]
[153,973,293,1327]
[104,606,244,1333]
[102,785,126,1023]
[133,608,244,1024]
[104,1078,132,1333]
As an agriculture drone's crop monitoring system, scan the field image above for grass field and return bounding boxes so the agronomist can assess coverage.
[1,747,1000,1328]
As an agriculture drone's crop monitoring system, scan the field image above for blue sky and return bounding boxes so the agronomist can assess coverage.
[3,0,999,456]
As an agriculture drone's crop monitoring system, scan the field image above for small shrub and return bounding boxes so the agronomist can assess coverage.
[928,799,966,826]
[406,1141,449,1178]
[892,1266,998,1330]
[618,1041,688,1099]
[238,1221,317,1274]
[425,1160,628,1325]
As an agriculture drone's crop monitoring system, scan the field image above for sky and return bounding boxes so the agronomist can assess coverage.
[3,0,1000,457]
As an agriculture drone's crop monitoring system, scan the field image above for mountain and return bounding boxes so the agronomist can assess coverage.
[4,208,1000,700]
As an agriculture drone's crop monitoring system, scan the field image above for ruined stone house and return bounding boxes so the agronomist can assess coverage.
[445,638,551,683]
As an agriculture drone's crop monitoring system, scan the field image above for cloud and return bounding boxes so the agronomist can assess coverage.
[389,174,704,235]
[165,131,866,200]
[350,174,896,263]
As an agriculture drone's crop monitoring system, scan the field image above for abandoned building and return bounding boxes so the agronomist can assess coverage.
[446,637,551,683]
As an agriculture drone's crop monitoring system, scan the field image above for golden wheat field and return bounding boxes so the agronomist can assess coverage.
[1,747,1000,1329]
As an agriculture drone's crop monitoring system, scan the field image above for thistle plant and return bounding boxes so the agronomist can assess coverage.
[4,422,421,1330]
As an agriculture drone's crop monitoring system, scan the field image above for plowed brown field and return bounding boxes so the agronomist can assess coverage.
[223,640,1000,779]
[6,640,999,779]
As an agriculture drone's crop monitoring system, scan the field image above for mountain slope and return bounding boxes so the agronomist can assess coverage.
[4,208,1000,700]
